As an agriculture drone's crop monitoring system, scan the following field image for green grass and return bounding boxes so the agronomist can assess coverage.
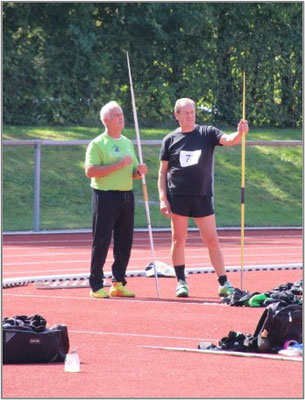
[3,124,302,231]
[3,124,302,141]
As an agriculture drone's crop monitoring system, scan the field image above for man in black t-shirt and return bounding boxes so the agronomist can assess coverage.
[158,98,249,298]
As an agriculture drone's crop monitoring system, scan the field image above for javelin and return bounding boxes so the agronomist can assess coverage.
[126,51,160,298]
[139,345,302,362]
[240,71,246,290]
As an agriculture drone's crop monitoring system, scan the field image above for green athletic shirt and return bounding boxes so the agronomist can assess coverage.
[85,132,139,191]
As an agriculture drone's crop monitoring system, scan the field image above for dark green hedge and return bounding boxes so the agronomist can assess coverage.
[3,2,302,127]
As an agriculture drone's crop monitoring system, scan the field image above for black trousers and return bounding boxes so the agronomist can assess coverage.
[89,189,135,292]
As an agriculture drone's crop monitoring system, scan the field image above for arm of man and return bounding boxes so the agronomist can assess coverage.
[132,163,148,180]
[85,156,133,178]
[219,119,249,147]
[158,160,171,218]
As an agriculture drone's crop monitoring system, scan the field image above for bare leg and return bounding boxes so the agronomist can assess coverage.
[170,213,190,296]
[194,214,226,277]
[170,213,189,266]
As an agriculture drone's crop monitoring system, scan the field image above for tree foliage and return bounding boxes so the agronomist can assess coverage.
[2,2,302,127]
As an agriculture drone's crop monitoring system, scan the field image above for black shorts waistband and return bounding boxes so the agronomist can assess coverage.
[93,189,132,194]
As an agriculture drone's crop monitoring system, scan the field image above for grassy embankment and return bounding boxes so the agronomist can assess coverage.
[3,125,302,231]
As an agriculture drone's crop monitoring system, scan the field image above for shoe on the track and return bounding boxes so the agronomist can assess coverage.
[110,282,135,297]
[218,281,234,297]
[89,288,109,299]
[176,280,189,298]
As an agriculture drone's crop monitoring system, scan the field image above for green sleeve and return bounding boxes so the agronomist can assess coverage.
[85,141,102,167]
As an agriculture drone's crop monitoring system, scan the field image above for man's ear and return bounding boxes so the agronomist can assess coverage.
[174,111,179,121]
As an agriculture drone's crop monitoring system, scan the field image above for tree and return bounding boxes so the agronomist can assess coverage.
[3,2,302,127]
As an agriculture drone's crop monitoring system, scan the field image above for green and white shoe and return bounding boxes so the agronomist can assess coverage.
[176,280,189,298]
[218,281,234,297]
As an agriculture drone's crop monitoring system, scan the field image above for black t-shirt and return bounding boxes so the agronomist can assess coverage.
[160,124,224,196]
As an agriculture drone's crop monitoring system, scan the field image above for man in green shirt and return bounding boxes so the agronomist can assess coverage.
[85,101,148,298]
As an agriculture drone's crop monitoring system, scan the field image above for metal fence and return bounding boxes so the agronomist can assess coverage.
[3,139,302,232]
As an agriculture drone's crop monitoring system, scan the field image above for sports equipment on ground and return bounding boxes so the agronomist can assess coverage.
[139,345,302,362]
[145,261,176,277]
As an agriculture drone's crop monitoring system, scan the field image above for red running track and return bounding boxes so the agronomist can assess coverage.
[2,229,303,398]
[3,229,302,279]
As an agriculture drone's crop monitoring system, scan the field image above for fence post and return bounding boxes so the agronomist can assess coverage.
[33,141,42,232]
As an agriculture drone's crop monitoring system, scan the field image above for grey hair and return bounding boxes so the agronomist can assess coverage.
[100,101,121,126]
[174,98,196,113]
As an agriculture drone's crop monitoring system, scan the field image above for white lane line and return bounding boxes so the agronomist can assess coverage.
[3,233,301,245]
[3,245,302,258]
[3,252,302,266]
[3,267,92,276]
[68,329,216,342]
[3,292,226,307]
[3,260,302,277]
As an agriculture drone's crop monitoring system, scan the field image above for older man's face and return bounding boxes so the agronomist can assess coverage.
[175,103,196,131]
[106,107,125,131]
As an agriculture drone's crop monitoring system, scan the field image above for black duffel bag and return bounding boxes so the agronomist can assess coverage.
[3,314,69,364]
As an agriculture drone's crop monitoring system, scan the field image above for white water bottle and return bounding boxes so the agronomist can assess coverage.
[64,347,80,372]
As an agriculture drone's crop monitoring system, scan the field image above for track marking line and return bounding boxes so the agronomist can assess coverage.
[3,252,302,266]
[3,235,302,249]
[3,293,228,307]
[3,264,302,286]
[68,329,217,342]
[3,245,302,258]
[3,233,301,245]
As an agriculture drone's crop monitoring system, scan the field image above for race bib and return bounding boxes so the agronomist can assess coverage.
[179,150,202,167]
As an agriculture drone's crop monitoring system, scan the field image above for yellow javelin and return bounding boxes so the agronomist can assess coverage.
[240,71,246,290]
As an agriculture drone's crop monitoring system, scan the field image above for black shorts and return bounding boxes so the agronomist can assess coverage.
[168,194,214,218]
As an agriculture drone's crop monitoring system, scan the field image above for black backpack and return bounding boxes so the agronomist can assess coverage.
[253,301,302,353]
[3,314,70,364]
[215,301,302,354]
